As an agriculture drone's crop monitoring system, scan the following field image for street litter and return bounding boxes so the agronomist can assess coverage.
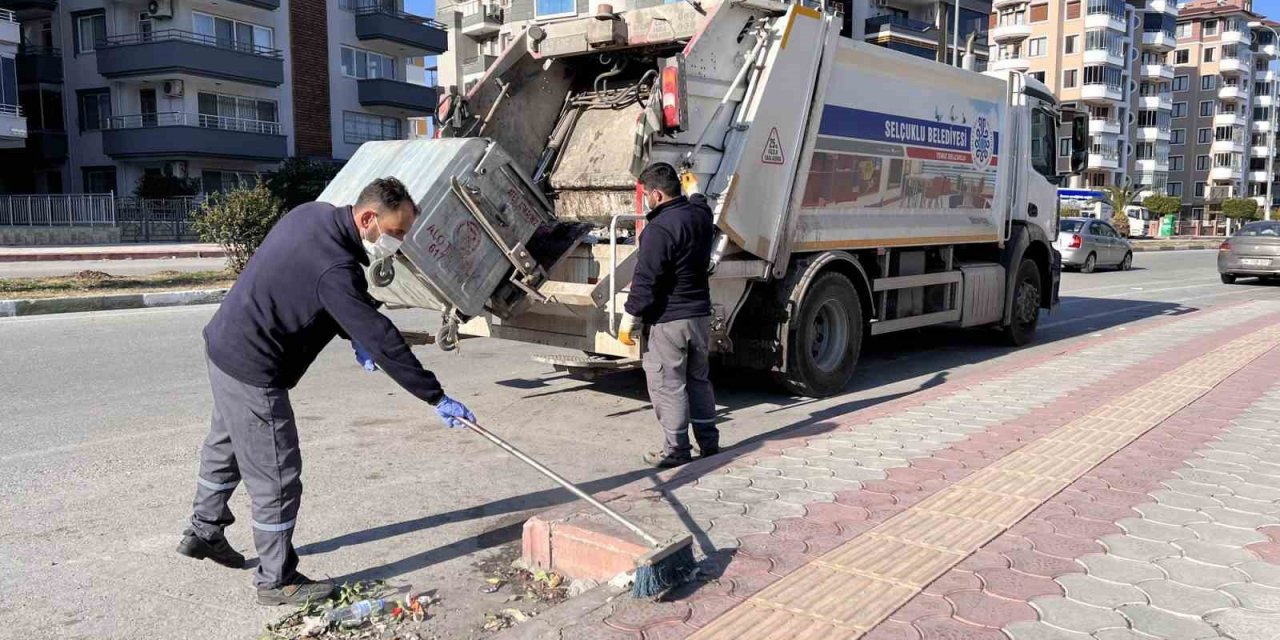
[262,581,440,640]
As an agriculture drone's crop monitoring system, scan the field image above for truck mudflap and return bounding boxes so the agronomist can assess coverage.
[317,138,590,319]
[1051,247,1062,307]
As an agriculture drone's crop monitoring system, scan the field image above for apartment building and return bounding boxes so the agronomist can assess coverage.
[1164,0,1276,225]
[0,0,444,195]
[435,0,990,97]
[1,8,26,152]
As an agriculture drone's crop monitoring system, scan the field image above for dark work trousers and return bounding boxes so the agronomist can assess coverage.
[641,316,719,456]
[189,356,302,589]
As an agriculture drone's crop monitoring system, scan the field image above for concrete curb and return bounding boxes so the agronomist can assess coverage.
[1130,240,1223,252]
[0,248,227,263]
[0,288,227,318]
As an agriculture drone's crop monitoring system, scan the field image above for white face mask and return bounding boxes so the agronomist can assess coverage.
[362,218,402,262]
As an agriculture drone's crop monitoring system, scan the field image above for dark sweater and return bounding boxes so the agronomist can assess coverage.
[624,195,714,325]
[204,202,445,404]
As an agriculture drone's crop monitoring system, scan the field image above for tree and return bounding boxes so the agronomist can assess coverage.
[263,158,340,212]
[1221,198,1261,221]
[1095,184,1140,237]
[134,173,201,199]
[191,184,285,273]
[1143,194,1182,218]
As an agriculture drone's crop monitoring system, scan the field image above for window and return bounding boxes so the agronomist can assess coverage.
[1175,49,1189,64]
[0,57,13,111]
[1172,75,1188,92]
[1172,102,1188,118]
[137,11,153,39]
[1203,47,1215,63]
[1170,156,1184,171]
[1030,107,1057,178]
[1171,128,1185,144]
[344,111,402,144]
[1168,182,1183,196]
[74,12,106,54]
[535,0,575,18]
[1202,75,1217,91]
[1200,101,1215,117]
[197,92,278,131]
[1028,37,1047,57]
[1176,23,1191,38]
[1204,19,1218,35]
[1195,182,1206,197]
[1198,128,1212,144]
[77,88,110,131]
[340,46,396,80]
[1030,71,1046,83]
[1065,35,1078,54]
[192,12,273,52]
[1059,137,1072,156]
[82,166,117,193]
[1063,69,1078,88]
[201,170,258,193]
[1196,154,1210,170]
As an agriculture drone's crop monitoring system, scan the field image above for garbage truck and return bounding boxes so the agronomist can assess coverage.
[318,0,1090,397]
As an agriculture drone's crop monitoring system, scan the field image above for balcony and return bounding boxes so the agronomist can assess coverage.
[1215,112,1243,127]
[1220,57,1246,73]
[1206,186,1235,202]
[1139,95,1173,110]
[357,78,436,115]
[16,45,62,84]
[1255,120,1274,133]
[1148,0,1179,14]
[1219,85,1248,100]
[1222,27,1251,45]
[460,4,503,37]
[1260,70,1279,83]
[1212,138,1246,153]
[1137,126,1172,141]
[1089,149,1121,169]
[0,104,26,150]
[1142,31,1177,51]
[101,112,286,161]
[1258,94,1275,108]
[1090,117,1123,135]
[1140,63,1174,80]
[1083,83,1125,103]
[1136,158,1170,172]
[97,30,283,87]
[0,0,55,19]
[1085,12,1126,32]
[1251,170,1271,182]
[992,0,1023,8]
[1084,48,1125,66]
[348,1,447,55]
[1210,165,1241,180]
[1253,145,1272,158]
[462,54,497,78]
[989,57,1031,72]
[991,23,1032,41]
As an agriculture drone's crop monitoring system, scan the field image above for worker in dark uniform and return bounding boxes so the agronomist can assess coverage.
[619,162,719,468]
[176,177,476,605]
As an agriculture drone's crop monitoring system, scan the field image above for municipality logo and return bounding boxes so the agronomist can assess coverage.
[971,116,993,170]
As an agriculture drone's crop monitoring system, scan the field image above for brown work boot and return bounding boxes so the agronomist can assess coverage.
[643,450,692,469]
[257,574,337,606]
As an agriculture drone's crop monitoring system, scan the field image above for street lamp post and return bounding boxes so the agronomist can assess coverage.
[1249,21,1278,221]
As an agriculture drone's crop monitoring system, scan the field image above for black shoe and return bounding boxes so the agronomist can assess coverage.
[176,529,246,569]
[257,574,337,606]
[698,446,721,458]
[643,451,693,469]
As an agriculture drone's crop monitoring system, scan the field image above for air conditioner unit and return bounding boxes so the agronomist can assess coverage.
[165,160,188,177]
[147,0,173,19]
[163,79,184,97]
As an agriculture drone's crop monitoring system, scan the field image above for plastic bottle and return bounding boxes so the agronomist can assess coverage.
[325,598,387,627]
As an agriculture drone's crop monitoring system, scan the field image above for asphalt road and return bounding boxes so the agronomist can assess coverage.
[1,249,1277,640]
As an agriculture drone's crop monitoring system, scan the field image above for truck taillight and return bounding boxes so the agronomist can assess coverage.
[660,56,687,132]
[1069,234,1082,249]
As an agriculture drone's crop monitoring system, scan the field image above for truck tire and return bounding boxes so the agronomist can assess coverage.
[1003,258,1042,347]
[781,272,863,397]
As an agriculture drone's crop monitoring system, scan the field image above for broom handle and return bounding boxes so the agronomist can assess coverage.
[457,417,663,547]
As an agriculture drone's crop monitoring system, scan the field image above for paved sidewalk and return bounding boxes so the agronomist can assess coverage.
[504,300,1280,639]
[0,243,224,262]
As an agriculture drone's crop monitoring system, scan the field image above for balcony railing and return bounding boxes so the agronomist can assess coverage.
[341,0,447,29]
[0,103,23,117]
[105,111,282,134]
[0,8,14,22]
[98,30,282,58]
[866,14,934,34]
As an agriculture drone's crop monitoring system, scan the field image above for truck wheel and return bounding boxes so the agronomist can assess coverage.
[782,272,863,397]
[1003,259,1042,347]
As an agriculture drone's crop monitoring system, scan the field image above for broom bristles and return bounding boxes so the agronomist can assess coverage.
[632,543,696,598]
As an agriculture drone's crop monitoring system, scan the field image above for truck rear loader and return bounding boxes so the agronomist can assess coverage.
[318,0,1091,397]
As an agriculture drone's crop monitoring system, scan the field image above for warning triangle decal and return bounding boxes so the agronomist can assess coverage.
[762,127,785,165]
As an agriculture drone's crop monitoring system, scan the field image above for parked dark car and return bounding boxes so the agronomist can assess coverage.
[1219,221,1280,284]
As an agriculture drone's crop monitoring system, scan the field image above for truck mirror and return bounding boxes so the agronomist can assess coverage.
[1070,113,1089,175]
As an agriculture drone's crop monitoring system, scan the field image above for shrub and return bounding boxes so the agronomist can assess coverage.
[1143,194,1182,218]
[263,158,340,212]
[1222,197,1261,220]
[191,184,284,273]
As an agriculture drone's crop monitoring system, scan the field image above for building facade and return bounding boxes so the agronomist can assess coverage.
[0,0,444,195]
[1,8,26,152]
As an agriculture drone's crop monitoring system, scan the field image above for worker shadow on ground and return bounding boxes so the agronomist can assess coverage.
[309,374,945,586]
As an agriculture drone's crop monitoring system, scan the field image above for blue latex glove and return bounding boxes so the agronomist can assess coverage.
[352,342,377,372]
[435,394,476,429]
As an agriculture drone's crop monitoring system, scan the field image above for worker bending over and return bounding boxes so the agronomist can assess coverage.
[177,178,475,605]
[621,162,719,468]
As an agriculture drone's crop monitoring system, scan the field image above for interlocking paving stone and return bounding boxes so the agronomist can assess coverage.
[1057,574,1150,609]
[1117,604,1219,640]
[1032,597,1128,633]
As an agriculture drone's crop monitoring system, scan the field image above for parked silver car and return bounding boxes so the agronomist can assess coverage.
[1056,217,1134,273]
[1218,221,1280,284]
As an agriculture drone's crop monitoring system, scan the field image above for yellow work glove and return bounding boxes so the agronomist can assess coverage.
[619,314,640,346]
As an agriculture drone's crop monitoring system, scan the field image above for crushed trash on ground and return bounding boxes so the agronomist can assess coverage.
[261,580,442,640]
[471,546,571,634]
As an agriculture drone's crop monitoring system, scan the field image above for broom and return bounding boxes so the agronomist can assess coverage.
[456,417,697,598]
